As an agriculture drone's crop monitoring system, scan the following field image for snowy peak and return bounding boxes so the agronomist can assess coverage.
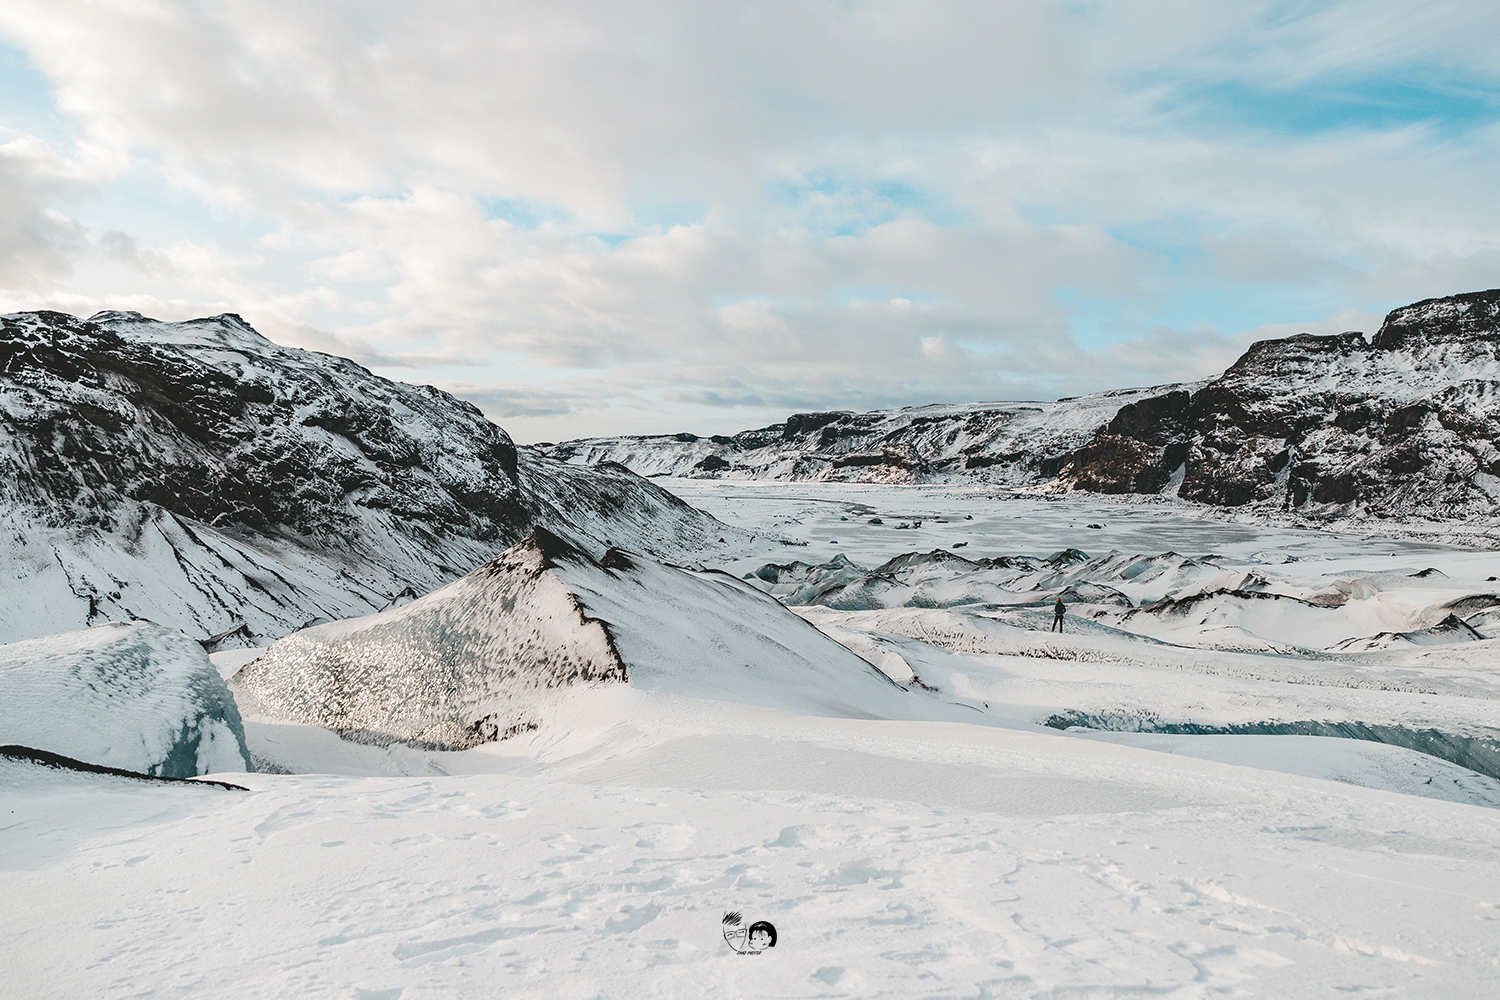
[85,310,279,353]
[1221,330,1370,383]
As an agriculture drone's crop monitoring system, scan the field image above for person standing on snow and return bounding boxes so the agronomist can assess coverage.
[1052,596,1065,632]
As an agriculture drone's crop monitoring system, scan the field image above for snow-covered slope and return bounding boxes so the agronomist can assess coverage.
[230,528,907,748]
[10,483,1500,998]
[0,621,251,776]
[0,310,741,646]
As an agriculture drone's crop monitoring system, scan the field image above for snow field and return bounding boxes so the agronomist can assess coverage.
[6,693,1500,998]
[9,483,1500,997]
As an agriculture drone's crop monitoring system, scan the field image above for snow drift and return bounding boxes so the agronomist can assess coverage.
[0,621,252,776]
[230,528,905,748]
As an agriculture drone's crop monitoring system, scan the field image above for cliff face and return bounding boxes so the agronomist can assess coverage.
[1052,291,1500,521]
[0,310,736,645]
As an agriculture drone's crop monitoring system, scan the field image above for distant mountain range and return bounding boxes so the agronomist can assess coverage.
[543,290,1500,530]
[5,289,1496,647]
[0,310,738,646]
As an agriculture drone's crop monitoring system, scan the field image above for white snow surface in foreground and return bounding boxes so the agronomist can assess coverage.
[0,620,250,776]
[8,483,1500,996]
[6,690,1500,997]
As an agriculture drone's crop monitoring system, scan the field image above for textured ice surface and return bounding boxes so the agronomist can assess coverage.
[230,529,625,748]
[0,621,251,776]
[231,528,906,749]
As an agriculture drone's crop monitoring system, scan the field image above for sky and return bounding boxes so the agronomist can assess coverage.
[1,2,1498,443]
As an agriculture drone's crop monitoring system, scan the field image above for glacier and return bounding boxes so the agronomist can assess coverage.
[230,527,911,750]
[0,620,252,776]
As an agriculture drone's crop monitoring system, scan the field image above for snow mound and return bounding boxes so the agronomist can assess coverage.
[1325,614,1485,652]
[0,621,251,776]
[231,529,904,748]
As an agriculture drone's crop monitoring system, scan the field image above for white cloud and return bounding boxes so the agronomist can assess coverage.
[0,1,1497,438]
[0,136,89,294]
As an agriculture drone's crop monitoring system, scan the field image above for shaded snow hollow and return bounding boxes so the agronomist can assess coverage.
[230,528,906,749]
[0,621,251,776]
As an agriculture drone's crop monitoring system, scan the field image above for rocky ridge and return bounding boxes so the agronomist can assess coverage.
[544,385,1186,486]
[1052,290,1500,523]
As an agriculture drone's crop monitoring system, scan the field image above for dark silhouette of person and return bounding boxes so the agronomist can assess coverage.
[1052,596,1065,632]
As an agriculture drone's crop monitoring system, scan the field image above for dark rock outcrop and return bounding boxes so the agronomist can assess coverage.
[1050,290,1500,521]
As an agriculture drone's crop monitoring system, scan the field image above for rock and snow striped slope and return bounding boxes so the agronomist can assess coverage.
[543,386,1183,485]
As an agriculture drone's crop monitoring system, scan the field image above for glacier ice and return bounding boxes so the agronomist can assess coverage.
[0,621,252,776]
[231,528,907,748]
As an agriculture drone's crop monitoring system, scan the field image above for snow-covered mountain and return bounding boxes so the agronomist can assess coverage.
[1054,289,1500,522]
[0,310,740,646]
[542,386,1188,485]
[542,289,1500,528]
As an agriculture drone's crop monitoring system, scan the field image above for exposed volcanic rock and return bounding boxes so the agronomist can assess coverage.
[230,528,906,747]
[0,310,739,645]
[1052,290,1500,521]
[0,310,523,539]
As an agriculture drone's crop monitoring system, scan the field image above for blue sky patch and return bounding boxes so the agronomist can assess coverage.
[1159,73,1500,139]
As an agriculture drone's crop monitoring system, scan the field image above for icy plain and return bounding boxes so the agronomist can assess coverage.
[5,483,1500,998]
